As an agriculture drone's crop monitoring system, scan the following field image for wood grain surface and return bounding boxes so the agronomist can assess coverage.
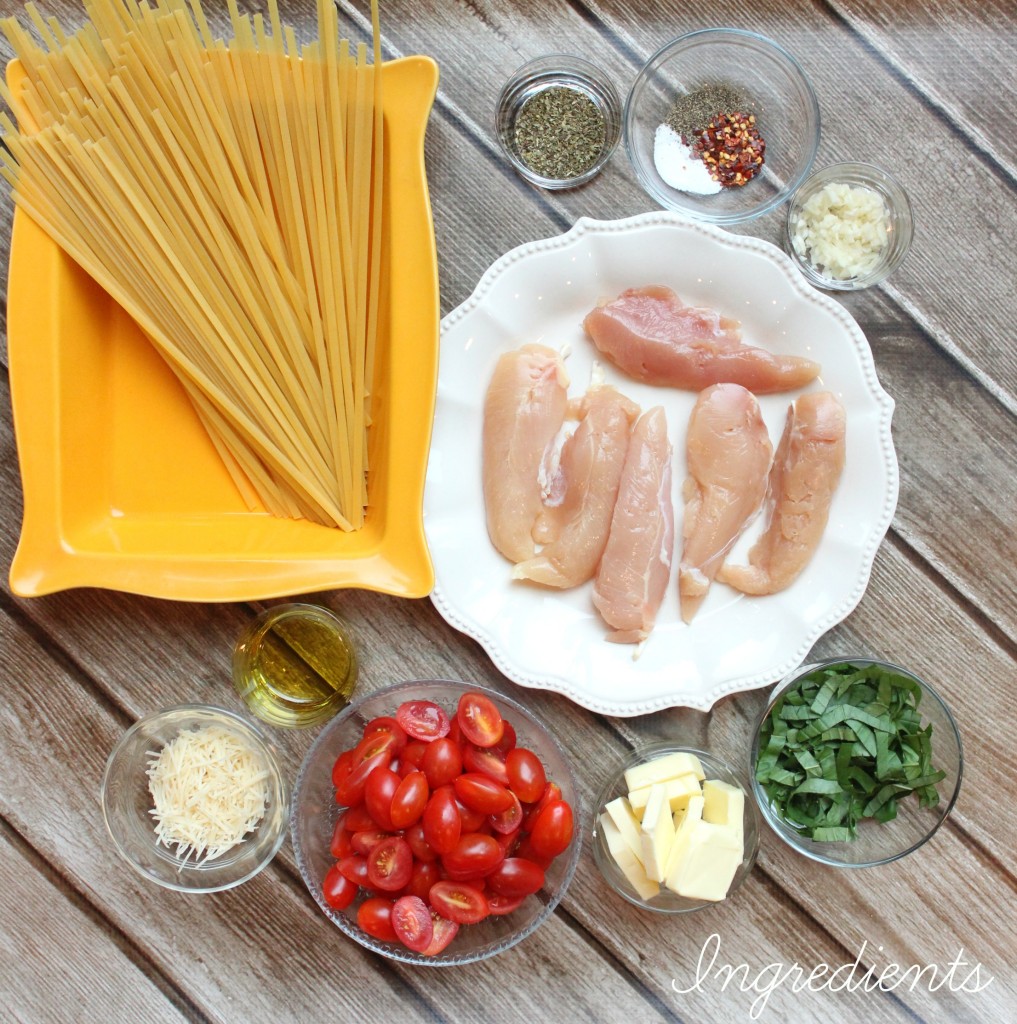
[0,1,1014,1023]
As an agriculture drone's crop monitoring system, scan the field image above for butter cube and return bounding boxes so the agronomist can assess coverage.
[603,797,644,864]
[639,783,675,882]
[623,751,705,793]
[702,779,745,842]
[663,793,704,885]
[668,820,743,902]
[599,813,659,901]
[628,773,702,815]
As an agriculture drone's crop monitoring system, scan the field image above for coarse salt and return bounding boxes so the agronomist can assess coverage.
[652,124,721,196]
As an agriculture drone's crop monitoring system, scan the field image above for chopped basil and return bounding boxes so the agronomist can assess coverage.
[755,662,946,841]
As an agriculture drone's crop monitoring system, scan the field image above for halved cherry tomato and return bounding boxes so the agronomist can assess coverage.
[335,750,391,807]
[390,771,429,829]
[391,895,433,952]
[429,880,489,925]
[331,749,354,788]
[337,854,371,887]
[513,837,553,871]
[364,766,400,830]
[454,797,486,833]
[358,897,397,942]
[522,781,563,832]
[352,730,402,767]
[407,860,442,902]
[494,829,522,858]
[462,744,509,786]
[405,823,439,864]
[491,720,517,756]
[421,738,463,788]
[454,773,514,815]
[399,741,429,771]
[489,790,523,835]
[529,799,574,859]
[362,716,408,752]
[350,828,394,856]
[422,785,461,854]
[395,700,450,742]
[343,805,377,833]
[442,832,503,878]
[506,748,547,804]
[456,692,504,748]
[367,836,413,891]
[486,893,525,916]
[421,911,460,956]
[330,823,353,859]
[322,863,358,910]
[486,857,545,898]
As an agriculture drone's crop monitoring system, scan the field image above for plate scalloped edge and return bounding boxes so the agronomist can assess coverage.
[427,211,899,716]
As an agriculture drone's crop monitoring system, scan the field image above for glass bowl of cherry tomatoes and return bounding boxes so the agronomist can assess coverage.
[291,679,581,965]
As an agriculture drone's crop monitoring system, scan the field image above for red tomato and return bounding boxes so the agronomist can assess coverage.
[396,700,450,742]
[350,828,394,856]
[506,748,547,804]
[362,716,408,752]
[322,863,358,910]
[462,744,509,786]
[343,805,377,833]
[442,832,503,878]
[489,790,523,835]
[421,738,463,788]
[405,823,439,864]
[454,797,486,833]
[513,836,553,871]
[522,781,563,831]
[330,826,353,860]
[486,894,525,916]
[352,730,402,767]
[456,692,504,748]
[389,771,429,829]
[494,829,522,858]
[399,741,429,770]
[331,749,354,788]
[422,785,461,855]
[364,766,400,830]
[391,895,433,953]
[491,720,517,756]
[337,855,371,887]
[429,880,489,925]
[335,750,391,807]
[454,773,514,815]
[447,717,464,748]
[486,857,545,898]
[358,897,397,942]
[407,860,442,902]
[421,912,460,956]
[366,836,413,892]
[529,799,574,859]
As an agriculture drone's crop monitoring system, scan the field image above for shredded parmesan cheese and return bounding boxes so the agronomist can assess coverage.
[146,725,270,866]
[790,181,890,281]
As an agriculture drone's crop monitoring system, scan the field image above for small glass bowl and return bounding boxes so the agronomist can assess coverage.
[592,743,759,913]
[496,54,622,189]
[785,162,914,290]
[101,705,290,892]
[291,679,581,965]
[624,28,820,224]
[751,658,962,868]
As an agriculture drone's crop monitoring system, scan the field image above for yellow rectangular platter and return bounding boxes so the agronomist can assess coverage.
[6,56,440,601]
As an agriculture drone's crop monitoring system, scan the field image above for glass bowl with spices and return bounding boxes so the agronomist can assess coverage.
[785,162,915,290]
[496,54,622,189]
[624,29,820,224]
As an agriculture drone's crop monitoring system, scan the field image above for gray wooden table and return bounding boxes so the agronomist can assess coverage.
[1,1,1014,1022]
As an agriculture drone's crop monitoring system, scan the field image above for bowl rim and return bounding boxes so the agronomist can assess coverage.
[591,741,760,914]
[290,678,583,965]
[749,657,964,868]
[100,702,290,893]
[623,26,822,224]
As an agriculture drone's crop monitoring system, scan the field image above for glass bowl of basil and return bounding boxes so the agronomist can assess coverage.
[751,658,962,867]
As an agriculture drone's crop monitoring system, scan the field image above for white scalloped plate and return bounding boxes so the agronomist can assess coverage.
[424,213,898,716]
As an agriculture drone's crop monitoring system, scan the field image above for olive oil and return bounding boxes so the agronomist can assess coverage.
[233,604,358,727]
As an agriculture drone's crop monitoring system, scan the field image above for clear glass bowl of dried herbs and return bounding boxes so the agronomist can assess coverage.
[751,658,962,867]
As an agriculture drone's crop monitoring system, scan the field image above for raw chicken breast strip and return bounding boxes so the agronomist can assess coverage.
[515,385,639,588]
[593,406,674,644]
[583,285,820,394]
[718,391,846,595]
[483,344,569,562]
[679,383,772,623]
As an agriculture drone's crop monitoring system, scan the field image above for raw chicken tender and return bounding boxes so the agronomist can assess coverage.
[515,385,639,588]
[679,384,772,623]
[719,391,846,595]
[583,285,820,394]
[593,406,674,644]
[483,344,569,562]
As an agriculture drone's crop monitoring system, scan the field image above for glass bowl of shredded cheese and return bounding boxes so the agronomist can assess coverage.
[785,162,914,290]
[101,705,289,892]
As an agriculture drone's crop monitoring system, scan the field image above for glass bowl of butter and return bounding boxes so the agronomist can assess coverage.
[591,743,759,913]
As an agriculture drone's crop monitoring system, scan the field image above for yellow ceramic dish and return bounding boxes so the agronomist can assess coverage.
[5,56,439,601]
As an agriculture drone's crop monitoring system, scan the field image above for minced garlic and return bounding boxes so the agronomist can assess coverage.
[790,181,890,281]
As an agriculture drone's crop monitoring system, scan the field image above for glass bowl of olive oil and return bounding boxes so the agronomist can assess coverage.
[232,603,359,728]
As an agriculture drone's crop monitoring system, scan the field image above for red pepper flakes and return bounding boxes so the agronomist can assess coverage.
[692,112,766,188]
